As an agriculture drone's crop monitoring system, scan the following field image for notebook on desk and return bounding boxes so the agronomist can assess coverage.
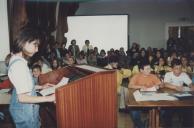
[171,92,193,100]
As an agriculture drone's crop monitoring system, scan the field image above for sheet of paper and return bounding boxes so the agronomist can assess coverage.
[39,77,69,96]
[183,86,192,92]
[133,90,177,101]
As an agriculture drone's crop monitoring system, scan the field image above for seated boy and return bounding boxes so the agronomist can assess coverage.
[163,59,193,127]
[128,61,161,128]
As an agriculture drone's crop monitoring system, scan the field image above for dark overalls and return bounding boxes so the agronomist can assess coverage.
[8,59,40,128]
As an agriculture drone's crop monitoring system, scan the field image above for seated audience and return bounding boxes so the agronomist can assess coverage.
[87,49,97,66]
[51,58,61,70]
[64,57,75,66]
[104,57,131,111]
[97,49,108,67]
[82,40,93,56]
[181,56,192,74]
[154,57,171,80]
[32,64,42,85]
[68,39,80,59]
[151,50,162,66]
[31,64,54,89]
[76,51,87,65]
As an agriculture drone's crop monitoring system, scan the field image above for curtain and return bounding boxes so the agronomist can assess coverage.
[8,0,27,49]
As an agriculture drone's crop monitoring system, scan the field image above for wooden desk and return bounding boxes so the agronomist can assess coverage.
[127,88,194,128]
[39,66,117,128]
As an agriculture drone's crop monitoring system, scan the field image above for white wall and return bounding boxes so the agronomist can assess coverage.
[76,1,194,49]
[0,0,9,74]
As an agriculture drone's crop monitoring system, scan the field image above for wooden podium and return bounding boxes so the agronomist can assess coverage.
[39,65,117,128]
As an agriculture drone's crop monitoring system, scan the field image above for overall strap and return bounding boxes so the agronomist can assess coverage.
[8,59,23,71]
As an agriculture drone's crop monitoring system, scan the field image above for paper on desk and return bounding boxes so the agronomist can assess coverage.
[133,90,177,101]
[183,86,192,92]
[39,77,69,96]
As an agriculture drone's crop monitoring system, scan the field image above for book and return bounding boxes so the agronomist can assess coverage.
[39,77,69,96]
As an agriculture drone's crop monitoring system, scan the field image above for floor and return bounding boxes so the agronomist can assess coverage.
[118,111,134,128]
[0,110,134,128]
[1,109,194,128]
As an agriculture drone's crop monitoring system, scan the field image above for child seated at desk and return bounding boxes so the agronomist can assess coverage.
[128,61,162,128]
[31,64,54,90]
[163,59,193,127]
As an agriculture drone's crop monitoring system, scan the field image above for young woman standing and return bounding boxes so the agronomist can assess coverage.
[8,28,55,128]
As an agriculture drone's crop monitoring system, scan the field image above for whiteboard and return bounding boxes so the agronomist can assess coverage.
[0,0,10,61]
[65,15,128,52]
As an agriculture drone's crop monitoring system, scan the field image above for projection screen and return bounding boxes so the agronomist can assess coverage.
[65,15,128,52]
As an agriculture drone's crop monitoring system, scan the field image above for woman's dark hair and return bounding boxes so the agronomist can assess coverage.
[139,60,150,70]
[171,59,181,68]
[12,27,41,54]
[71,39,76,45]
[32,64,42,72]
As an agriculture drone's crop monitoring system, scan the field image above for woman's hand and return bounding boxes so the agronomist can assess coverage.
[46,93,56,102]
[41,83,55,89]
[35,83,55,90]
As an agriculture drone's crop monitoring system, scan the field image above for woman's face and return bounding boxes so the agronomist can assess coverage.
[23,40,39,56]
[141,51,145,57]
[159,58,165,66]
[156,51,161,58]
[32,68,41,78]
[172,65,182,76]
[181,57,188,66]
[52,60,58,68]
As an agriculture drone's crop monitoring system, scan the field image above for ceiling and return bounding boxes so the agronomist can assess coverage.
[25,0,194,3]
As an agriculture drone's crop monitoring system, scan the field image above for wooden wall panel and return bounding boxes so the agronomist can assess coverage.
[56,71,117,128]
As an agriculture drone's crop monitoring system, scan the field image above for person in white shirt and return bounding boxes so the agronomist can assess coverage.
[163,59,193,127]
[82,40,93,55]
[164,59,192,91]
[8,28,55,128]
